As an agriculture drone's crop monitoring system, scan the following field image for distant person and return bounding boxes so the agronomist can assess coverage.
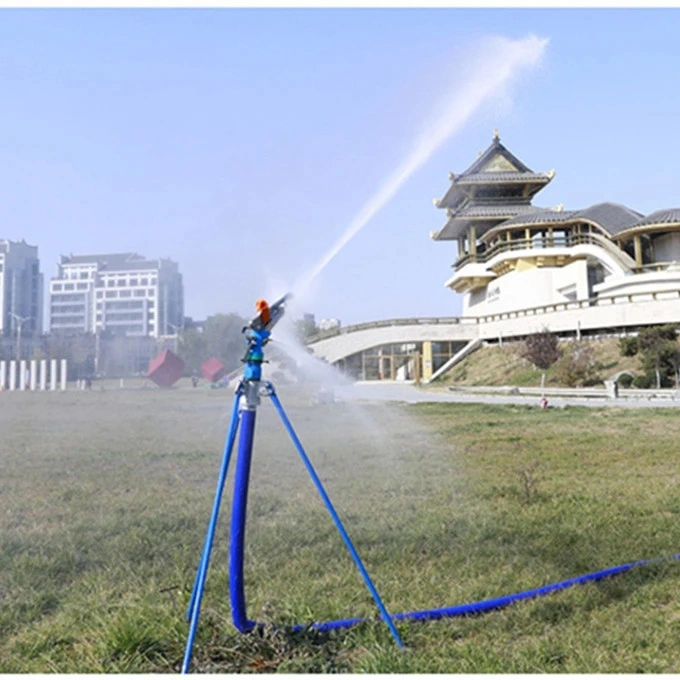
[192,376,199,388]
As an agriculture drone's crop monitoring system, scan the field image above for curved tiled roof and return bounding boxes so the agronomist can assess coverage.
[455,172,552,184]
[628,208,680,229]
[484,202,643,238]
[576,203,643,235]
[432,204,543,240]
[454,204,542,218]
[498,209,578,228]
[614,207,680,239]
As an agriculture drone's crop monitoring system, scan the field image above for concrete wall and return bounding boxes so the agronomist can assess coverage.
[465,260,590,317]
[595,269,680,297]
[475,293,680,340]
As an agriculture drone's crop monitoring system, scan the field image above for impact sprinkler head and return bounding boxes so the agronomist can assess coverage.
[241,294,293,377]
[246,293,292,335]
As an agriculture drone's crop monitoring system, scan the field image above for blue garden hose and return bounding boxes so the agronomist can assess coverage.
[229,407,258,633]
[183,380,680,668]
[284,552,680,633]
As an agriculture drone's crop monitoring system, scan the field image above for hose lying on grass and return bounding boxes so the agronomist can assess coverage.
[290,552,680,633]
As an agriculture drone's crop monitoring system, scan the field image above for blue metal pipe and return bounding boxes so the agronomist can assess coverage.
[181,386,243,674]
[229,406,258,633]
[268,387,404,648]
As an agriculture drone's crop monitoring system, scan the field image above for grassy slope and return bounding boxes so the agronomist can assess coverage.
[1,389,680,672]
[435,337,641,388]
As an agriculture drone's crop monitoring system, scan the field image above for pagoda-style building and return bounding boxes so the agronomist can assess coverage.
[431,132,652,318]
[308,135,680,383]
[431,129,554,295]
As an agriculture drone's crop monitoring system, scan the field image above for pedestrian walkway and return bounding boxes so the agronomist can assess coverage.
[338,382,680,409]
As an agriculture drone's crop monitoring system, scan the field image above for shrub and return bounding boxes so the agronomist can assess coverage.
[616,373,634,388]
[619,336,638,357]
[632,373,655,389]
[553,342,600,387]
[519,329,561,391]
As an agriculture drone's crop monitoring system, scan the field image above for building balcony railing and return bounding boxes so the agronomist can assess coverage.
[454,233,611,270]
[631,261,680,274]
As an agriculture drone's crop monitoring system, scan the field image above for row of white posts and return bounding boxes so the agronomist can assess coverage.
[0,359,68,391]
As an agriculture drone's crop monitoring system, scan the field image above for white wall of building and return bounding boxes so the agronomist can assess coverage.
[464,260,590,317]
[594,269,680,298]
[309,291,680,365]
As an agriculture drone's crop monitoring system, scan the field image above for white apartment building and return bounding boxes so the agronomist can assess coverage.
[49,252,184,338]
[0,239,43,337]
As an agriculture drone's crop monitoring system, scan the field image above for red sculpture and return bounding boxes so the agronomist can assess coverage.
[147,349,185,388]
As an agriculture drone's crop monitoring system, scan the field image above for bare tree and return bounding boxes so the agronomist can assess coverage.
[520,328,562,394]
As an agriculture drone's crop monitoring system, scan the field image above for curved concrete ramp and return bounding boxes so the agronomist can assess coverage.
[308,319,477,365]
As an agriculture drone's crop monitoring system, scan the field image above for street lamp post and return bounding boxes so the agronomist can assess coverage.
[10,313,31,361]
[94,326,101,376]
[166,321,183,354]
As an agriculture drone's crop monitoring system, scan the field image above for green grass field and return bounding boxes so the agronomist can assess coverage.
[1,386,680,672]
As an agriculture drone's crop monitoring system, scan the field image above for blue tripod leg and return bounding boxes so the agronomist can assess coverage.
[265,382,404,647]
[182,383,243,674]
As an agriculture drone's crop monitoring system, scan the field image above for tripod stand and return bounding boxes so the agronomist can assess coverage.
[181,297,403,674]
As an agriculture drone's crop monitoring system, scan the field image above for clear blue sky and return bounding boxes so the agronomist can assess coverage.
[2,8,680,326]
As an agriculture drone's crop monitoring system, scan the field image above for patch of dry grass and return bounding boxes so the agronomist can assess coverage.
[437,337,641,387]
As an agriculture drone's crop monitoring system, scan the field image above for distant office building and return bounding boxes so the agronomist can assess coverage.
[318,318,341,331]
[49,252,184,338]
[0,239,43,337]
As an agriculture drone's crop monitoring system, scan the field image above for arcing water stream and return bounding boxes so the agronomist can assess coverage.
[259,34,550,399]
[292,34,549,297]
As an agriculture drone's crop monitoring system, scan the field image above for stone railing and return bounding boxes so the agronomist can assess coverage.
[307,316,465,343]
[307,288,680,345]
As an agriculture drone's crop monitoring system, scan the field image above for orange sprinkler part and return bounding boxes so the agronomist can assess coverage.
[255,299,271,326]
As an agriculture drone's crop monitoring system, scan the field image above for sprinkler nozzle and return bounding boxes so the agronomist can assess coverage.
[246,293,292,335]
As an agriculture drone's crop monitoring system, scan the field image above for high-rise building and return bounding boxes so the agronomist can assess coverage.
[49,252,184,338]
[0,239,43,337]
